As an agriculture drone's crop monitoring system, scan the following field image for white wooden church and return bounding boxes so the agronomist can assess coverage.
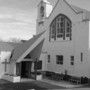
[1,0,90,82]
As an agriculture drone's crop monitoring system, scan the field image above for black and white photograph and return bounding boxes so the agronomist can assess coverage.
[0,0,90,90]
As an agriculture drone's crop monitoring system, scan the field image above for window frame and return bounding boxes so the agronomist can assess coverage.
[48,55,50,63]
[40,6,44,18]
[56,55,63,65]
[81,53,83,62]
[49,14,72,41]
[70,56,74,65]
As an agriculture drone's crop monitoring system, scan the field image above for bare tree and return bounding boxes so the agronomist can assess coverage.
[8,38,22,43]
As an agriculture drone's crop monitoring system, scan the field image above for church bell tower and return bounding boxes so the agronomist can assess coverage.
[36,0,52,34]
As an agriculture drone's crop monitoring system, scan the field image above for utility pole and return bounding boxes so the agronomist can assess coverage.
[5,59,7,72]
[35,58,38,80]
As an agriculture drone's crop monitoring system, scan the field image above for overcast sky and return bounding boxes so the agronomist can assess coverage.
[0,0,90,41]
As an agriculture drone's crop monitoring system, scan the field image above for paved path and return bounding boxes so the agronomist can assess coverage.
[40,79,82,88]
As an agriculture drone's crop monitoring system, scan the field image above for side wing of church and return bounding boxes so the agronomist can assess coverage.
[1,0,90,83]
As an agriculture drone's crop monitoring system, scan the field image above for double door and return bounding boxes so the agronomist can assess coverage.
[16,61,32,78]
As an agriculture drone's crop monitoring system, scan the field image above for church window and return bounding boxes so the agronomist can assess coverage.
[70,56,74,65]
[50,20,56,40]
[50,14,72,41]
[65,19,72,40]
[48,55,50,63]
[56,55,63,65]
[81,53,83,62]
[40,6,44,18]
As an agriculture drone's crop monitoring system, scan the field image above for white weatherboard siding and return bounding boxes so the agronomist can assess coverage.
[0,51,12,78]
[89,21,90,48]
[0,51,11,62]
[0,63,5,78]
[8,62,16,75]
[37,0,90,78]
[39,52,47,71]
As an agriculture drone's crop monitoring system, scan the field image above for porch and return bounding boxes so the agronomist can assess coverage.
[16,59,42,80]
[2,59,43,83]
[2,32,45,82]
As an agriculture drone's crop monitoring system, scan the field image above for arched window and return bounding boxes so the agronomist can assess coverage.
[40,6,44,18]
[50,14,72,41]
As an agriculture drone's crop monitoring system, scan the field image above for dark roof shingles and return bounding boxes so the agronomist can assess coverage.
[10,31,45,62]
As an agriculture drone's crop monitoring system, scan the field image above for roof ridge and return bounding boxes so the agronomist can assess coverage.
[47,0,83,19]
[63,0,83,14]
[10,31,45,62]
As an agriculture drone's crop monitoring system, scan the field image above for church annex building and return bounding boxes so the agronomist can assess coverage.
[1,0,90,83]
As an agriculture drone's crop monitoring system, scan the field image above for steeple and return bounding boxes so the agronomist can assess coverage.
[37,0,52,20]
[36,0,53,34]
[42,0,50,4]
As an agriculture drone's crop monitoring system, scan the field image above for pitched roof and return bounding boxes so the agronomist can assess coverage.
[7,42,22,48]
[48,0,90,20]
[71,5,86,13]
[71,4,90,20]
[0,41,20,51]
[0,42,13,51]
[10,31,45,62]
[63,0,90,19]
